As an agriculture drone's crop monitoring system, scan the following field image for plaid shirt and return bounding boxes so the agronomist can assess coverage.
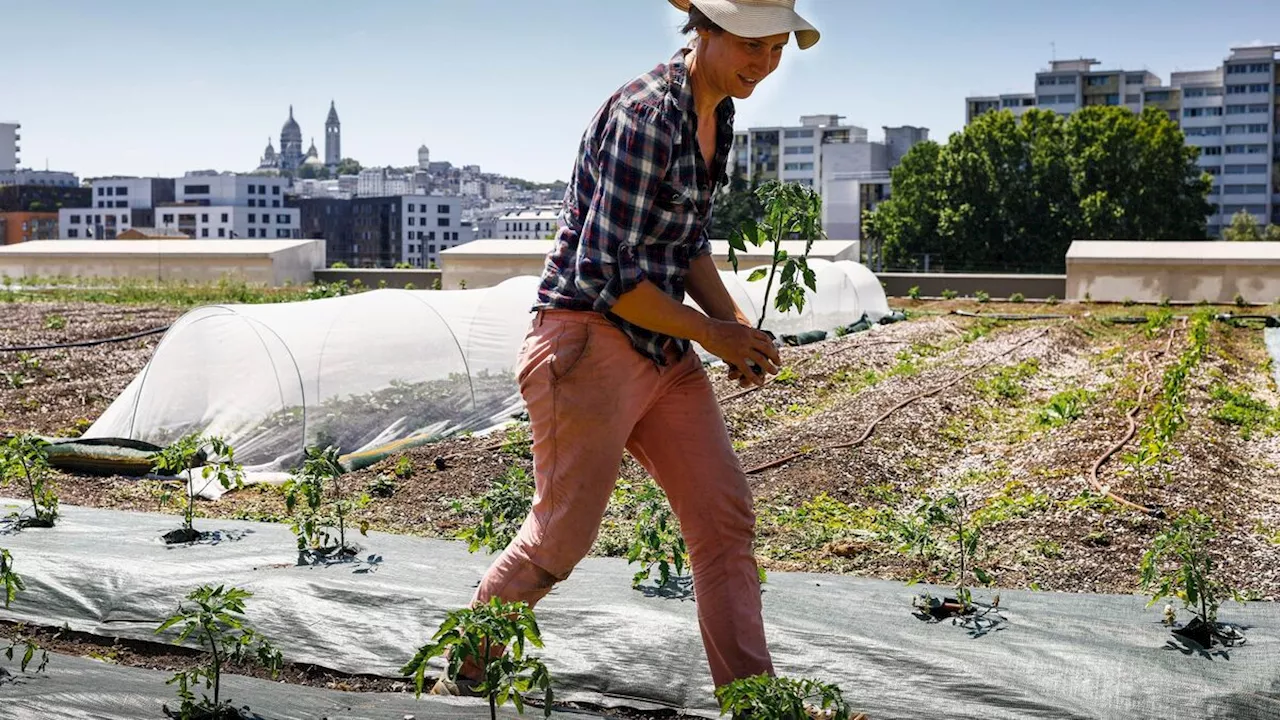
[535,48,735,366]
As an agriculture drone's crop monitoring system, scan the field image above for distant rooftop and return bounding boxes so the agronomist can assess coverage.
[1067,240,1280,264]
[0,239,318,257]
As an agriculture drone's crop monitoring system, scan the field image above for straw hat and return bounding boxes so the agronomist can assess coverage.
[668,0,820,50]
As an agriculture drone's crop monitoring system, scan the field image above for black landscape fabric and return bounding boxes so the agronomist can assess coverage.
[1,500,1279,720]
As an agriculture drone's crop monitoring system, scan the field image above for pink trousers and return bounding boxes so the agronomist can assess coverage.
[471,308,773,687]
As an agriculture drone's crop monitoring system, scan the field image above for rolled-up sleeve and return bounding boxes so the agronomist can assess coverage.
[574,103,672,313]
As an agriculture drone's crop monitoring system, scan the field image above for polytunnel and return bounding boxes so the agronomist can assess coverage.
[84,261,888,479]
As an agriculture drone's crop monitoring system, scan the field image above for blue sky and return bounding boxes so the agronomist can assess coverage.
[3,0,1278,183]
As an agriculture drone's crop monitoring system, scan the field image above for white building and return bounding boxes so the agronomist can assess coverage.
[497,208,560,239]
[0,122,18,172]
[356,168,414,197]
[159,175,298,239]
[966,46,1280,235]
[398,195,463,268]
[59,177,173,239]
[730,114,868,189]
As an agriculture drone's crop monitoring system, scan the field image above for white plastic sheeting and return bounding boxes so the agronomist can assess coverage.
[85,261,887,475]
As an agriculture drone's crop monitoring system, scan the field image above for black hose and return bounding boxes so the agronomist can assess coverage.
[0,325,170,353]
[951,310,1071,321]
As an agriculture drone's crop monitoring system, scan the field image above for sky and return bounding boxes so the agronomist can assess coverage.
[3,0,1280,184]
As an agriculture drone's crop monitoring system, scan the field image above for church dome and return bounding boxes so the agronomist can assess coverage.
[305,138,319,158]
[281,106,302,142]
[262,138,276,159]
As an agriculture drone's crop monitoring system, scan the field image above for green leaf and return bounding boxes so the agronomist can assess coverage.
[747,267,767,282]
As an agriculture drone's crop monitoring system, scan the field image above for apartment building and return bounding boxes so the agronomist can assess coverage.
[497,207,560,239]
[966,46,1280,235]
[296,194,462,268]
[730,114,868,189]
[0,123,17,172]
[58,177,175,239]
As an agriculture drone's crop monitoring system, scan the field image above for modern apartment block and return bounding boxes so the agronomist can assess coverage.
[0,123,18,172]
[58,177,175,239]
[497,207,560,239]
[966,46,1280,236]
[296,194,462,268]
[730,114,867,189]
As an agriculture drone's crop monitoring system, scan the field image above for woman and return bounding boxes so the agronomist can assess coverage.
[438,0,828,705]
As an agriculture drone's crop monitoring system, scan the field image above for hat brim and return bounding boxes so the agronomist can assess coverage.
[668,0,820,50]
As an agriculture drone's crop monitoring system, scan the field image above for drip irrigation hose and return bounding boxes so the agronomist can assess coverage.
[952,310,1072,321]
[0,325,170,353]
[718,339,912,405]
[744,327,1055,475]
[1085,322,1182,519]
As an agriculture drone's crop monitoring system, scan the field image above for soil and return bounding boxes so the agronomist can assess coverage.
[4,299,1280,601]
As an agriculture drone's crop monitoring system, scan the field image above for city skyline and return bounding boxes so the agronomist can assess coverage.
[3,0,1280,183]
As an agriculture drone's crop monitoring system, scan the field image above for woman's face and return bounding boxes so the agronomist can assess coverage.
[697,28,790,100]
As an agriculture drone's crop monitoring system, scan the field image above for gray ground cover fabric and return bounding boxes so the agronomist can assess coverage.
[0,651,600,720]
[1,500,1279,719]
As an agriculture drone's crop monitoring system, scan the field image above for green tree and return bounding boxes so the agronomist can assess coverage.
[1223,209,1263,242]
[871,106,1212,273]
[710,173,764,240]
[335,158,363,176]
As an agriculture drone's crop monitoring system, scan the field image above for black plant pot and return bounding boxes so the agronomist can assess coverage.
[1172,616,1214,648]
[162,527,203,545]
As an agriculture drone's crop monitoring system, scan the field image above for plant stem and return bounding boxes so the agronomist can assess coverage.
[756,223,785,330]
[956,511,967,603]
[203,621,221,708]
[19,456,39,520]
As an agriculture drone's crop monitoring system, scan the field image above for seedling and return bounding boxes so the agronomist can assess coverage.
[393,455,413,480]
[0,433,58,528]
[0,548,47,674]
[1009,292,1025,303]
[456,466,534,554]
[625,481,689,590]
[282,445,371,560]
[402,597,553,720]
[1139,508,1246,648]
[155,585,283,720]
[907,285,922,300]
[727,180,823,329]
[941,289,958,300]
[715,674,855,720]
[148,433,243,544]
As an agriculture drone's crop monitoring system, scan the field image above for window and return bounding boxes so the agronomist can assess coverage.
[1250,63,1271,73]
[1248,124,1269,134]
[1225,165,1249,174]
[1038,95,1056,105]
[1086,75,1112,86]
[1039,76,1057,86]
[1226,145,1247,154]
[1126,74,1146,84]
[218,228,225,238]
[1184,88,1206,98]
[783,145,814,155]
[1227,85,1249,95]
[68,229,78,238]
[249,185,257,195]
[106,187,113,196]
[115,201,127,208]
[438,204,449,213]
[1227,104,1251,115]
[263,215,271,224]
[97,201,105,208]
[1126,94,1140,104]
[247,228,256,238]
[221,213,229,222]
[437,218,449,227]
[201,228,209,238]
[1202,147,1223,157]
[1059,76,1077,85]
[201,213,208,222]
[258,185,266,194]
[1186,126,1223,136]
[116,187,128,196]
[1146,91,1170,102]
[408,217,415,226]
[784,129,814,138]
[249,213,256,222]
[70,214,81,223]
[163,214,174,223]
[1207,87,1225,96]
[1227,125,1249,134]
[97,187,104,196]
[1248,164,1268,174]
[428,232,436,241]
[184,185,210,195]
[1227,64,1249,75]
[272,200,279,208]
[272,185,280,195]
[408,204,416,212]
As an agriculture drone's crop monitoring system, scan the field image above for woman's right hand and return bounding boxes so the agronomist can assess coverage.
[699,319,780,387]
